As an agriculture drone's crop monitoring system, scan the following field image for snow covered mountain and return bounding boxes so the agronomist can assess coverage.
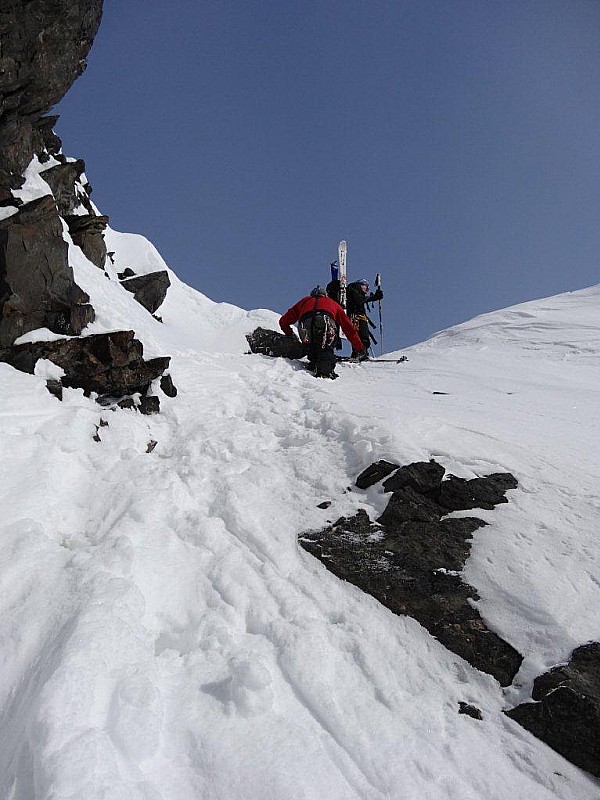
[1,194,600,797]
[1,5,599,797]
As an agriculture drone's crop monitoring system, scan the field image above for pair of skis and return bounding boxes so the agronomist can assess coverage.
[332,240,384,355]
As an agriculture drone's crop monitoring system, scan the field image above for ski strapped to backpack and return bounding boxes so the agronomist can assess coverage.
[338,240,347,311]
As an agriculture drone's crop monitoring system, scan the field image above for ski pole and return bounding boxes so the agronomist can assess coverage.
[375,272,383,355]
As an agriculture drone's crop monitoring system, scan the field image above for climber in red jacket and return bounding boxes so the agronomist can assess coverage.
[279,286,366,378]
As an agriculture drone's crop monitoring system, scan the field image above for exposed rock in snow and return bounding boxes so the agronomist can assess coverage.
[1,330,171,404]
[355,459,399,489]
[507,642,600,778]
[301,460,523,686]
[120,271,171,314]
[245,326,305,359]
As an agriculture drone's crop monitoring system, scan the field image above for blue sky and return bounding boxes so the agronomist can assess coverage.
[57,0,600,351]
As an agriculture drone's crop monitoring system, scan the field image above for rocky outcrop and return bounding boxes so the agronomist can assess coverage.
[0,0,103,194]
[64,212,109,268]
[300,459,522,686]
[507,642,600,778]
[40,161,109,268]
[0,195,95,346]
[0,1,103,344]
[40,160,93,216]
[0,1,175,410]
[246,327,305,359]
[0,330,172,405]
[120,271,171,314]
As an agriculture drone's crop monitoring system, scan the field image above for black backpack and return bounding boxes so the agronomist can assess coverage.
[326,279,340,304]
[298,300,338,349]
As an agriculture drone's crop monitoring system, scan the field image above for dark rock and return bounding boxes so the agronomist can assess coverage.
[146,440,158,453]
[436,473,518,511]
[0,197,22,208]
[355,460,399,489]
[64,213,109,269]
[0,195,95,346]
[436,476,481,510]
[0,0,103,190]
[377,486,444,527]
[317,501,332,509]
[245,327,305,359]
[507,642,600,778]
[99,418,108,427]
[35,115,63,158]
[0,330,170,402]
[300,461,522,686]
[118,268,136,280]
[160,373,177,397]
[40,160,92,216]
[117,398,135,410]
[46,379,63,400]
[382,459,446,494]
[139,396,160,415]
[459,702,482,720]
[120,271,171,314]
[380,517,486,574]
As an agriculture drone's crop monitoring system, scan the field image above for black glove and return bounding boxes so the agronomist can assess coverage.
[370,288,383,301]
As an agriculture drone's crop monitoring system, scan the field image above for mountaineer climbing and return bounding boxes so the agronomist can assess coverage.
[345,278,384,358]
[279,286,366,378]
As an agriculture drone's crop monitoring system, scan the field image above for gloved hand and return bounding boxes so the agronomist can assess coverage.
[370,288,383,301]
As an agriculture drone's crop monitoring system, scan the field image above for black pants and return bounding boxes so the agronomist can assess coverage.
[351,316,370,356]
[306,343,337,375]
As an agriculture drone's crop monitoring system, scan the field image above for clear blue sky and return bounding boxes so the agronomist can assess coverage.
[56,0,600,351]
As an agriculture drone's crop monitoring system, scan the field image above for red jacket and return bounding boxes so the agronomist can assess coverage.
[279,295,365,353]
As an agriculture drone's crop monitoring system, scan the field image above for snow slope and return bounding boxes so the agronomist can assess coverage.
[1,214,599,798]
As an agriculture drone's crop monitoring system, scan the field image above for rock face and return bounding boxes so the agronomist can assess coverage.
[0,0,103,194]
[0,195,95,346]
[300,459,523,686]
[507,642,600,778]
[0,1,175,410]
[0,330,170,401]
[0,1,102,346]
[246,327,305,359]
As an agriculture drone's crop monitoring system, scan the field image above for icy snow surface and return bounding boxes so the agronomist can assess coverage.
[1,224,599,799]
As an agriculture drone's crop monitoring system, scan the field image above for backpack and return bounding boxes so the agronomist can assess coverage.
[298,304,338,350]
[326,279,340,304]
